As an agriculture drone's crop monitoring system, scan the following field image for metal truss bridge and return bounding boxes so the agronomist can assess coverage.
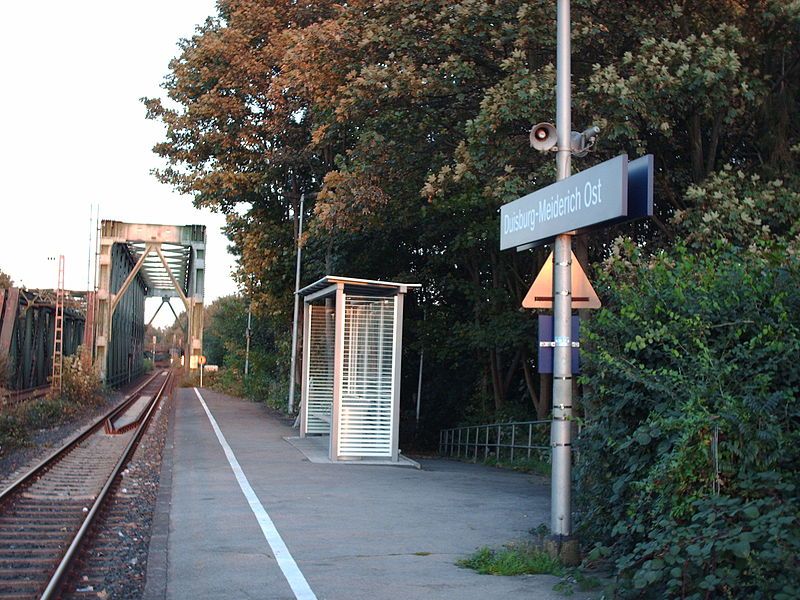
[0,220,206,396]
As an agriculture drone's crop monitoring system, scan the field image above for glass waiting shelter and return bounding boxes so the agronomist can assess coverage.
[298,276,420,462]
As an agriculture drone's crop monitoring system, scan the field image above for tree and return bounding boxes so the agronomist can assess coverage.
[201,294,287,406]
[203,295,248,367]
[0,268,13,290]
[143,1,342,319]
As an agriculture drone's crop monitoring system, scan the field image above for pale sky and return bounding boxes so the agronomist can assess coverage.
[0,1,238,327]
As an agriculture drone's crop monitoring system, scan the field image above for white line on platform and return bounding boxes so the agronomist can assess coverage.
[193,387,318,600]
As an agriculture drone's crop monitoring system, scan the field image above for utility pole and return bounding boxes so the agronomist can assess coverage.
[415,309,426,426]
[504,0,637,561]
[87,206,92,292]
[244,303,251,378]
[415,349,423,425]
[287,193,305,413]
[546,0,578,563]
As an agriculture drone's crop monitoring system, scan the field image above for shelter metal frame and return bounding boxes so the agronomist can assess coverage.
[298,276,419,462]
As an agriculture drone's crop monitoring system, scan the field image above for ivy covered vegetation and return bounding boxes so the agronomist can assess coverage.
[578,246,799,598]
[147,1,799,595]
[575,163,800,597]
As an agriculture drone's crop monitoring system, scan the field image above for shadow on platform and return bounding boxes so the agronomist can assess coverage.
[283,435,421,468]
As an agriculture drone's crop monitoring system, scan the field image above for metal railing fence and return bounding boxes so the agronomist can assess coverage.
[441,420,720,483]
[439,420,551,463]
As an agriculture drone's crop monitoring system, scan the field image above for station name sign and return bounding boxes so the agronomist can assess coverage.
[500,154,649,250]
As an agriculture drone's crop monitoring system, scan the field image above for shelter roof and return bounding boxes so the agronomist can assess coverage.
[298,276,420,299]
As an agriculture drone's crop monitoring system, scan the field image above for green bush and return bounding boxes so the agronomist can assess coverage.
[0,348,107,456]
[0,412,27,454]
[201,365,290,412]
[25,396,71,429]
[60,348,103,408]
[206,367,244,396]
[576,246,800,598]
[197,294,292,412]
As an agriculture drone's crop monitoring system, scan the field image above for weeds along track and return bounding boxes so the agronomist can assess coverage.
[0,369,175,599]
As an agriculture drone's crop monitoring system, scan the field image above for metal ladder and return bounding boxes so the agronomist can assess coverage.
[51,255,65,392]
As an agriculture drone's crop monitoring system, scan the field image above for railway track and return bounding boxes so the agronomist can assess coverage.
[0,369,175,600]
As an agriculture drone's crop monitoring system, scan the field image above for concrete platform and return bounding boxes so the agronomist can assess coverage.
[144,387,593,600]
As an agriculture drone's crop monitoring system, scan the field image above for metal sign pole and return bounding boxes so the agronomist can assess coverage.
[287,192,305,413]
[415,349,423,425]
[551,0,574,542]
[244,304,251,378]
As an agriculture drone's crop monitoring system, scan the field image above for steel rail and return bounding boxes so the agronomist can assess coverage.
[0,384,51,406]
[0,369,164,504]
[40,368,174,600]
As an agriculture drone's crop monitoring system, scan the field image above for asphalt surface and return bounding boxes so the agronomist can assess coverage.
[145,387,593,600]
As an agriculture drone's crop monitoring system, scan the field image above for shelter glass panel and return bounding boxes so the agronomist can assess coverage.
[305,304,334,433]
[338,296,395,457]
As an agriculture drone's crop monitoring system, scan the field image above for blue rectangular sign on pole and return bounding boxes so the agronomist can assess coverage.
[626,154,654,219]
[500,154,654,251]
[500,155,629,250]
[538,315,580,374]
[572,154,653,233]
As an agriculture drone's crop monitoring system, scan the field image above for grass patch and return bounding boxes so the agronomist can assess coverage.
[459,529,610,595]
[457,542,565,576]
[1,395,78,455]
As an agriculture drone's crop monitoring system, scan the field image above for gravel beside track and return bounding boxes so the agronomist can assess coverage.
[0,372,173,598]
[61,386,172,599]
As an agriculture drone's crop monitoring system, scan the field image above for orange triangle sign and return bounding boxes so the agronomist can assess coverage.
[522,250,601,309]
